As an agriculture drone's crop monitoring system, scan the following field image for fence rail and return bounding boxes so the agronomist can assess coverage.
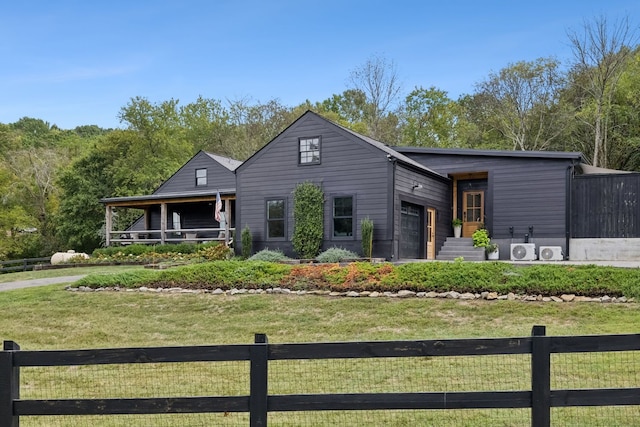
[2,326,640,426]
[0,257,50,274]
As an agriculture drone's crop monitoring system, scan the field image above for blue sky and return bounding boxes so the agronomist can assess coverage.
[1,1,639,130]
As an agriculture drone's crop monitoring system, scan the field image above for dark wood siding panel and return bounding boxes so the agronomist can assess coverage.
[155,152,236,195]
[491,163,567,238]
[404,153,572,239]
[572,174,640,238]
[237,114,393,258]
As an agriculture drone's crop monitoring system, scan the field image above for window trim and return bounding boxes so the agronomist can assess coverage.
[195,168,207,187]
[298,136,321,165]
[331,195,355,240]
[265,197,287,241]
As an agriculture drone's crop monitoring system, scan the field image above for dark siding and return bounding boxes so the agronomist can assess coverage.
[155,151,236,195]
[393,165,451,259]
[237,113,394,258]
[572,174,640,238]
[402,152,573,240]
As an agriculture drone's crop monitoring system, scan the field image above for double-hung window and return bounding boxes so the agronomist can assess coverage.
[333,196,354,238]
[299,137,320,165]
[266,199,286,239]
[195,168,207,186]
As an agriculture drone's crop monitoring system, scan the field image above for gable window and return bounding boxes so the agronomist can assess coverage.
[333,196,354,238]
[266,199,286,239]
[196,168,207,186]
[299,137,320,165]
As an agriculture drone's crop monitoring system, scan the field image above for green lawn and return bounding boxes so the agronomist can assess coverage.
[2,268,640,426]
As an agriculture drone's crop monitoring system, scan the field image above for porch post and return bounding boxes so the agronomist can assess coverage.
[105,205,112,246]
[224,198,231,245]
[160,203,167,244]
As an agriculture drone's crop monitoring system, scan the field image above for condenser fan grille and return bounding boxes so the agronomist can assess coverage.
[540,248,554,260]
[512,245,528,260]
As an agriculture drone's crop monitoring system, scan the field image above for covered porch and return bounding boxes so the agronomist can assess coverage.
[101,190,236,247]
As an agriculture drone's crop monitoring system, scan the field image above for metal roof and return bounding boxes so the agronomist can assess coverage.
[204,152,242,171]
[394,146,585,161]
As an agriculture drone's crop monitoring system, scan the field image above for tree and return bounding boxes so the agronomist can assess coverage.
[4,147,63,254]
[227,98,294,159]
[474,57,568,151]
[348,55,402,141]
[567,15,638,167]
[401,86,472,147]
[179,96,235,156]
[56,145,118,253]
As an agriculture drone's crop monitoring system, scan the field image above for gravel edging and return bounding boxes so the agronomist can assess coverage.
[66,286,634,303]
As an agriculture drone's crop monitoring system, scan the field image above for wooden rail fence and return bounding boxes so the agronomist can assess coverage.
[0,257,50,274]
[2,326,640,426]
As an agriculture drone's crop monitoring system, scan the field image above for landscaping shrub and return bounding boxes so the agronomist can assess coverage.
[472,228,490,248]
[249,249,291,262]
[316,247,359,263]
[292,182,324,259]
[196,243,233,261]
[241,225,253,259]
[74,260,640,299]
[154,261,291,289]
[361,217,373,258]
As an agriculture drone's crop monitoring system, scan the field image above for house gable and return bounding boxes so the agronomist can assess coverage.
[235,111,452,260]
[154,150,239,195]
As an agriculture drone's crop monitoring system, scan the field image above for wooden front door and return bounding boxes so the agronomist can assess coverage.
[462,191,484,237]
[426,208,436,259]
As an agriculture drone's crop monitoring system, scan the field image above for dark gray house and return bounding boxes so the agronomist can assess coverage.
[100,111,640,262]
[101,150,239,245]
[235,111,450,260]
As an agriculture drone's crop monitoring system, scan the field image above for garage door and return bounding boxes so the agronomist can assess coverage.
[400,201,422,259]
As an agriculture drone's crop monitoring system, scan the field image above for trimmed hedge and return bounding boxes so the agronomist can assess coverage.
[74,261,640,298]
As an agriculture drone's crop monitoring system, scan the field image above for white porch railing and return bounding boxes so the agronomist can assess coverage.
[107,228,235,246]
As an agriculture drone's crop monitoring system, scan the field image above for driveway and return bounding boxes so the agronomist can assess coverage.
[0,275,87,292]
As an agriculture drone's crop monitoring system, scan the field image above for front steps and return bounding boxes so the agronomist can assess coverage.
[436,237,486,261]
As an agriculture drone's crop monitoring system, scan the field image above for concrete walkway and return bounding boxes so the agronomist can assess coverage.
[0,275,87,292]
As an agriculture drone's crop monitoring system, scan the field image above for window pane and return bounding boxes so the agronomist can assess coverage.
[334,197,353,217]
[334,218,353,237]
[268,220,284,238]
[267,200,284,219]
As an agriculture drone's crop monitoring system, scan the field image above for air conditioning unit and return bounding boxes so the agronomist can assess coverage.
[539,246,564,261]
[510,243,537,261]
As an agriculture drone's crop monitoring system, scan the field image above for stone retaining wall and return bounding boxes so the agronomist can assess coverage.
[67,286,632,303]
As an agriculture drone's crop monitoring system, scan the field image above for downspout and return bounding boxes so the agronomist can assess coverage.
[388,155,397,261]
[565,162,576,260]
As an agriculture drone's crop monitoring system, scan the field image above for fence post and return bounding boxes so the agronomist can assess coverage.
[0,341,20,427]
[250,333,268,427]
[531,325,550,427]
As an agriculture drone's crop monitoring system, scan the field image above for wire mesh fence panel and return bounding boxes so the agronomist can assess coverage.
[267,408,531,427]
[267,354,532,425]
[551,351,640,390]
[19,361,250,427]
[551,406,640,427]
[21,361,250,399]
[268,354,531,394]
[21,413,250,427]
[551,351,640,426]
